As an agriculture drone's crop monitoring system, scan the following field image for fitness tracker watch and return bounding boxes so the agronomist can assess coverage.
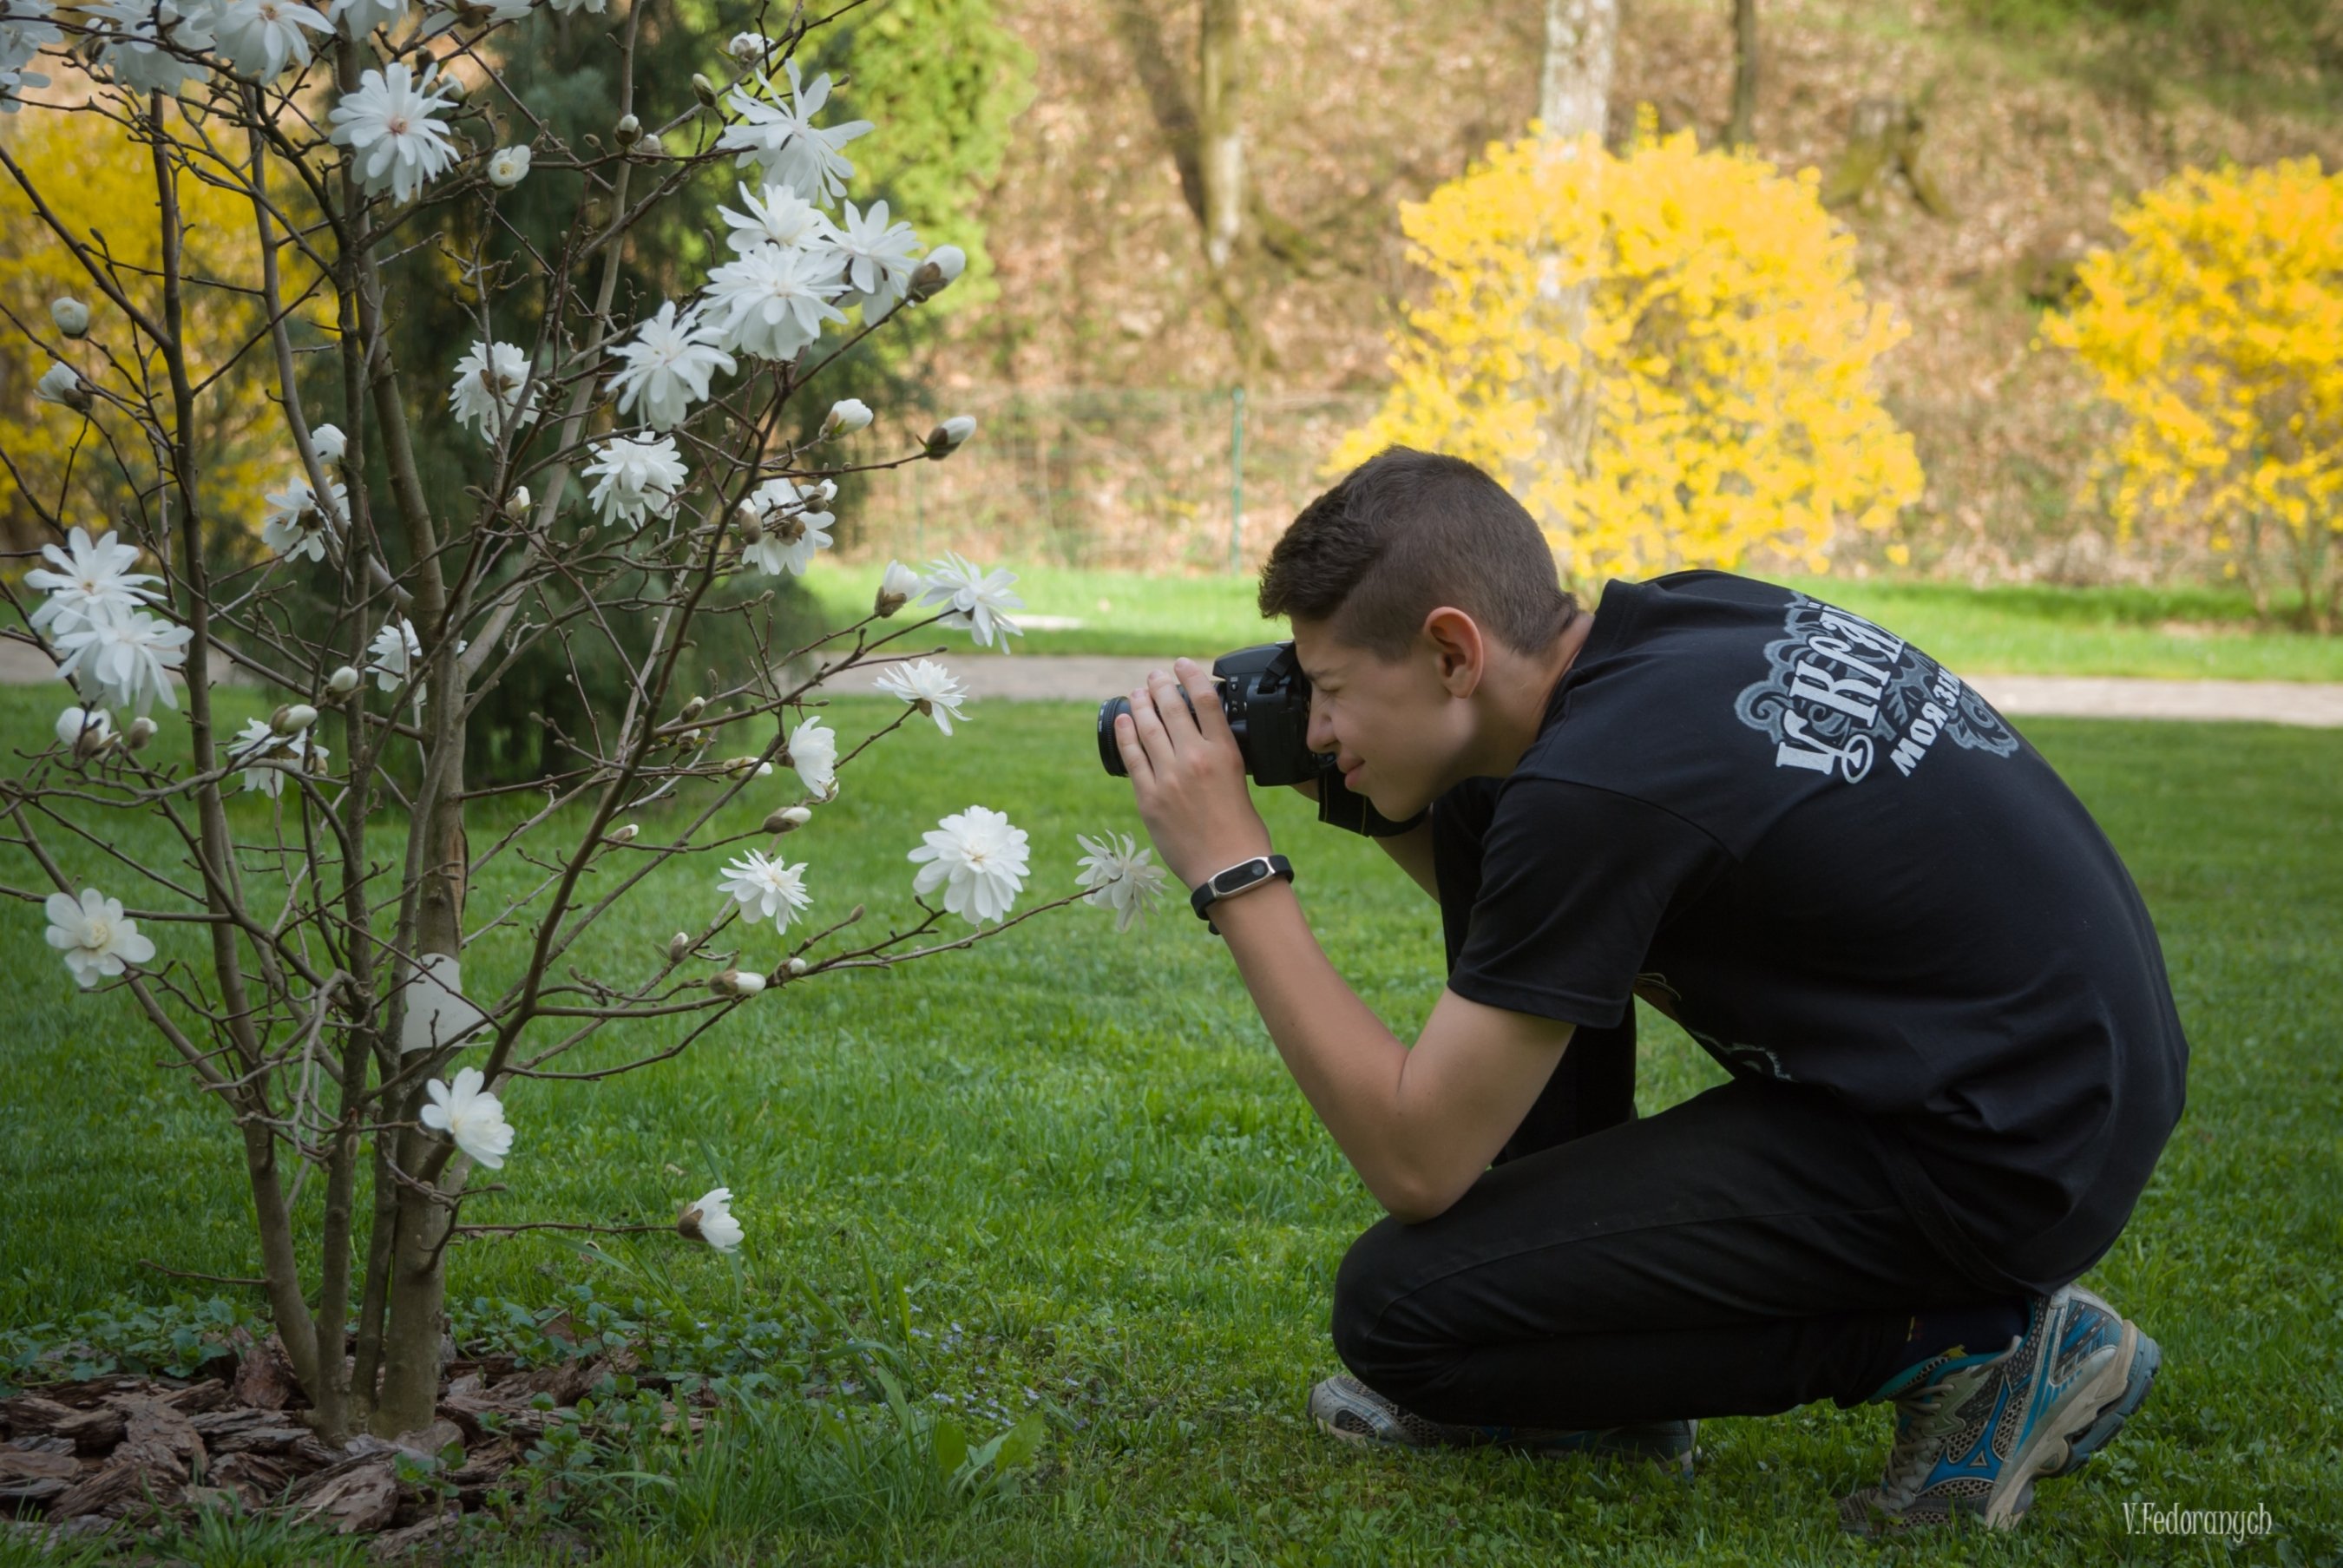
[1189,853,1296,935]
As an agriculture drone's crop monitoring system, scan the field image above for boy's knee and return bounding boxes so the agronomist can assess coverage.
[1329,1217,1429,1391]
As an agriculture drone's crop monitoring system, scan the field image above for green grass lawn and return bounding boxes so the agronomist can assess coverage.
[805,560,2343,683]
[1,686,2338,1564]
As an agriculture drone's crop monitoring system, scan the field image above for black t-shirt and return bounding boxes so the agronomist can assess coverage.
[1434,570,2189,1296]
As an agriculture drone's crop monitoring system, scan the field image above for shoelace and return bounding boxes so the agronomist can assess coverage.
[1871,1362,1985,1509]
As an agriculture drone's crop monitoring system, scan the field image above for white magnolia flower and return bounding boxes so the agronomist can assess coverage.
[823,397,872,437]
[545,0,604,15]
[909,804,1029,927]
[581,434,688,527]
[90,0,213,95]
[717,59,872,207]
[873,658,968,736]
[260,473,345,562]
[367,617,423,697]
[737,480,833,575]
[448,339,540,441]
[718,848,811,933]
[33,361,84,409]
[310,422,346,464]
[680,1186,743,1251]
[717,180,837,255]
[486,144,531,187]
[723,29,769,64]
[419,1066,514,1169]
[824,199,923,318]
[1075,830,1169,934]
[26,527,162,636]
[212,0,330,78]
[875,559,920,617]
[786,715,836,799]
[909,243,967,302]
[44,887,155,988]
[229,715,326,797]
[606,301,733,431]
[329,62,460,203]
[326,0,407,36]
[704,243,848,361]
[916,550,1025,649]
[2,59,51,111]
[51,610,192,714]
[55,705,112,755]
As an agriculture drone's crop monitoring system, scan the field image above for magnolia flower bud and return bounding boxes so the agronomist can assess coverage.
[126,716,159,750]
[636,132,665,160]
[506,485,533,518]
[614,113,641,147]
[35,362,90,414]
[725,30,769,62]
[722,754,765,778]
[607,823,640,844]
[679,695,706,722]
[667,930,693,962]
[486,145,532,189]
[326,665,360,698]
[312,423,346,465]
[57,706,112,759]
[774,511,806,545]
[923,415,976,460]
[821,397,873,438]
[875,560,920,618]
[785,956,809,976]
[738,508,765,546]
[907,245,966,304]
[763,804,812,834]
[271,703,319,735]
[692,72,719,107]
[50,297,91,338]
[849,902,866,923]
[710,968,765,998]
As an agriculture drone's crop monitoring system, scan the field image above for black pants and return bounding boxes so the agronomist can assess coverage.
[1329,1022,2074,1428]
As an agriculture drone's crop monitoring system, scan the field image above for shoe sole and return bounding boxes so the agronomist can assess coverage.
[1985,1317,2152,1527]
[2043,1326,2160,1480]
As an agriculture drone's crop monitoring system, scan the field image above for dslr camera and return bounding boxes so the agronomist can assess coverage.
[1095,641,1425,836]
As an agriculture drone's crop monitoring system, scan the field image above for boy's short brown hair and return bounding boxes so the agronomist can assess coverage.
[1257,445,1578,660]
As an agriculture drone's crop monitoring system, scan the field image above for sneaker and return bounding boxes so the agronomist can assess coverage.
[1309,1374,1697,1476]
[1837,1283,2162,1535]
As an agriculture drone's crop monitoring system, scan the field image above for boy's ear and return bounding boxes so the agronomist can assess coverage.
[1420,606,1485,696]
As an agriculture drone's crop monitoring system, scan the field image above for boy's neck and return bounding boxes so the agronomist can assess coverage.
[1479,609,1596,780]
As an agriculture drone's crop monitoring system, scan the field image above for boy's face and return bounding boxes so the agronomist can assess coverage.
[1290,614,1475,823]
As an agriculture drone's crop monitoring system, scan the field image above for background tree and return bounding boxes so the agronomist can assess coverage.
[1334,117,1924,586]
[2044,156,2343,630]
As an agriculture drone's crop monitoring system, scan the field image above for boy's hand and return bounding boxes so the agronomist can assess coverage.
[1111,657,1275,888]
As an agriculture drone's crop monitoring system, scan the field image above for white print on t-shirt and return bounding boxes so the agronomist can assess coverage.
[1639,970,1799,1082]
[1731,595,2020,783]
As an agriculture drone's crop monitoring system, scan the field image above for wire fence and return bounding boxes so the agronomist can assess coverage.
[833,388,1382,574]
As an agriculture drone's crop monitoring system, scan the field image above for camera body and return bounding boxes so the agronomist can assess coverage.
[1095,642,1425,836]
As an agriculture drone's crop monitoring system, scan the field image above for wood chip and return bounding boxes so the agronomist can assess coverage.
[291,1459,399,1535]
[231,1334,299,1411]
[52,1406,125,1455]
[207,1450,293,1509]
[0,1449,78,1480]
[110,1394,203,1478]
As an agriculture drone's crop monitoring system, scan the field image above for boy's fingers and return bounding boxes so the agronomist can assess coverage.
[1112,710,1152,784]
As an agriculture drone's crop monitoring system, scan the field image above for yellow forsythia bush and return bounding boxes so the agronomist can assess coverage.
[1,106,290,547]
[2043,158,2343,631]
[1332,117,1923,586]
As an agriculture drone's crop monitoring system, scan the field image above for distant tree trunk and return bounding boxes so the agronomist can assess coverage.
[1539,0,1617,141]
[1110,0,1259,380]
[1198,0,1243,276]
[1727,0,1760,148]
[1526,0,1618,559]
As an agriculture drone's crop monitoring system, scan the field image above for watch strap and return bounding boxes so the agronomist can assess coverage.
[1189,853,1295,935]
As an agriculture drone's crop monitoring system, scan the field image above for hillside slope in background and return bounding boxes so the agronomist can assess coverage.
[930,0,2341,585]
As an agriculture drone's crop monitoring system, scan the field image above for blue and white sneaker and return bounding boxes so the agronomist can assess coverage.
[1309,1374,1697,1477]
[1838,1283,2162,1534]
